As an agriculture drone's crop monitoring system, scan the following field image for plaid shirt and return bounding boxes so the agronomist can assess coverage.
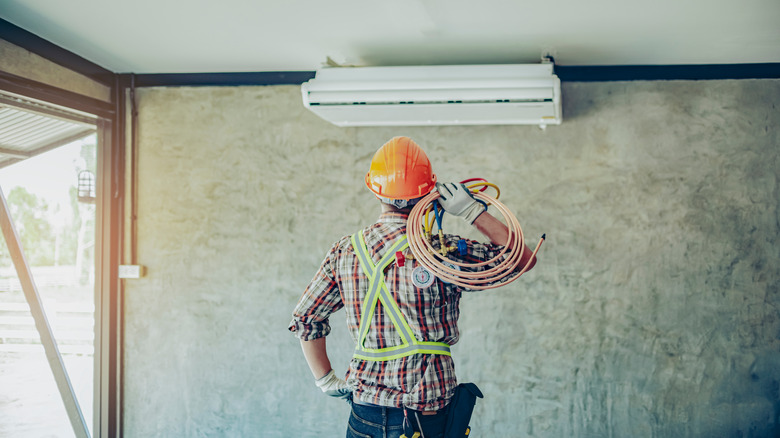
[289,211,508,411]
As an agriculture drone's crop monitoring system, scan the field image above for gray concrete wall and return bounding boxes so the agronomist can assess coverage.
[125,80,780,437]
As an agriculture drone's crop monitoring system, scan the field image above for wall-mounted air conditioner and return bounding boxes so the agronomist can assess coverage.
[301,63,561,127]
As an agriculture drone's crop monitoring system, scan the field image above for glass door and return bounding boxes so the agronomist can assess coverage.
[0,93,99,438]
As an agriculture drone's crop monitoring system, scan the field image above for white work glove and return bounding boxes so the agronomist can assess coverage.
[315,369,352,399]
[436,182,486,225]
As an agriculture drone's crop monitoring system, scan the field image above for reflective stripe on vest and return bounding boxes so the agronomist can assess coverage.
[351,231,451,362]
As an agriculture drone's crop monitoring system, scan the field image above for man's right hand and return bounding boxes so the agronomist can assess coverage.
[315,369,352,399]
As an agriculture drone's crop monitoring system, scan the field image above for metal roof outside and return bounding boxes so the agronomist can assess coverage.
[0,91,97,169]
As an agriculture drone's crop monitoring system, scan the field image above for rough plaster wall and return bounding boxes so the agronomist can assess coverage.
[125,80,780,437]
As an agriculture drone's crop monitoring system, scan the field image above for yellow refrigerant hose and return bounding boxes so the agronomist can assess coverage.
[407,180,545,290]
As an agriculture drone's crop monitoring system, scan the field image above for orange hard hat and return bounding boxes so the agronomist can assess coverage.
[365,137,437,200]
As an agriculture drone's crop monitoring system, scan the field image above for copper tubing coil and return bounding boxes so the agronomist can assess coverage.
[408,190,544,290]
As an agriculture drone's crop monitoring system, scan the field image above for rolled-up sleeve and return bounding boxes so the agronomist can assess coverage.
[288,246,344,341]
[446,235,512,292]
[459,238,505,266]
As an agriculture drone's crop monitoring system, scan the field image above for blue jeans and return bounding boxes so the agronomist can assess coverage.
[346,401,447,438]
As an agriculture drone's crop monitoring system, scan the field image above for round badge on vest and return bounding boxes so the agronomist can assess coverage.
[411,265,435,288]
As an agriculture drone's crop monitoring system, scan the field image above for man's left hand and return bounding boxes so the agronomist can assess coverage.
[436,182,486,224]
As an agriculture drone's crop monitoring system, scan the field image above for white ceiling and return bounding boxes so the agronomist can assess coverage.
[1,0,779,74]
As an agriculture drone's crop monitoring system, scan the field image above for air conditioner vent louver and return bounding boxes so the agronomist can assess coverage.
[301,64,561,127]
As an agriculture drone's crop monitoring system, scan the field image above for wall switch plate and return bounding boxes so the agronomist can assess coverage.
[119,265,146,278]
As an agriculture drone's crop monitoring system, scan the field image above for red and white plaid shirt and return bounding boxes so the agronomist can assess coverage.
[289,211,508,411]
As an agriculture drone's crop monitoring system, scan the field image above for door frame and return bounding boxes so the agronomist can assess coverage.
[0,63,124,438]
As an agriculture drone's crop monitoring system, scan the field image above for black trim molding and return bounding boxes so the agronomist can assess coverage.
[128,72,317,87]
[555,63,780,82]
[131,64,780,87]
[0,18,115,86]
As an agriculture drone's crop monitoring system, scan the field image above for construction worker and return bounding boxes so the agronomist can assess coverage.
[288,136,537,438]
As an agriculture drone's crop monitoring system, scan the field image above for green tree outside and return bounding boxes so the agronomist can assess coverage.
[0,187,55,266]
[0,140,96,274]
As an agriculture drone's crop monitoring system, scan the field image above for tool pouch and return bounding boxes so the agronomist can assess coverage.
[443,383,483,437]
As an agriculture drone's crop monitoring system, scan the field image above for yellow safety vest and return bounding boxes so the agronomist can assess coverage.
[351,232,452,361]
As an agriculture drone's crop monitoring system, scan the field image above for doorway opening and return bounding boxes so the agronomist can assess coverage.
[0,90,100,437]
